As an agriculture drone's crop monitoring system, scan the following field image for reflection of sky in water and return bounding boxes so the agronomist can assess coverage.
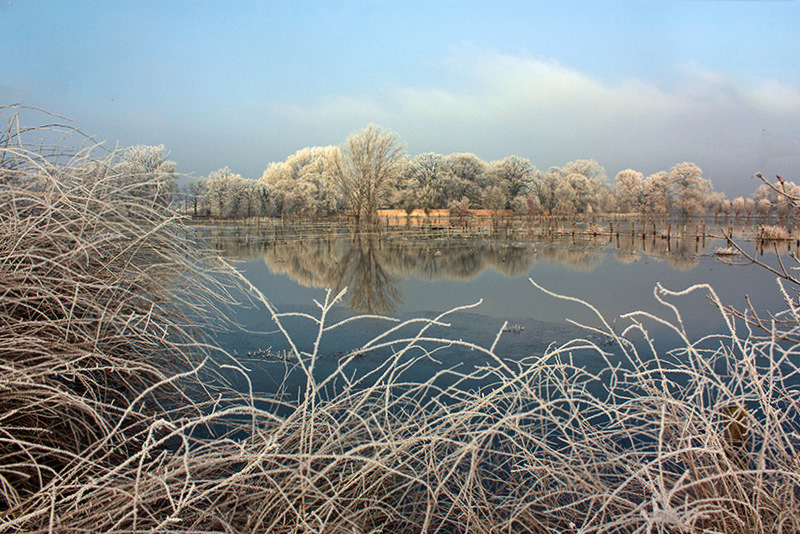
[211,228,792,388]
[398,250,783,339]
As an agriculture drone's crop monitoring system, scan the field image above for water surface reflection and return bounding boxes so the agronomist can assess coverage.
[206,223,736,315]
[200,221,797,398]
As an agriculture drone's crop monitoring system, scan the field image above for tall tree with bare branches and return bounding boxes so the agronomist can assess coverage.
[331,124,406,224]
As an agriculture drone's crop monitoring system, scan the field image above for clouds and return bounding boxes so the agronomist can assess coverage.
[6,48,798,198]
[3,1,799,198]
[748,80,800,116]
[269,52,800,196]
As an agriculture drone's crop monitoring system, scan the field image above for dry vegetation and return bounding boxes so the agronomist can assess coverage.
[757,224,793,241]
[2,110,800,532]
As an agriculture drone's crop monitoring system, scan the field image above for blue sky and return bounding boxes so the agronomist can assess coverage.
[2,0,799,196]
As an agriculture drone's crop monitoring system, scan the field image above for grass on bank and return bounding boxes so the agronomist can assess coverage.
[2,113,800,533]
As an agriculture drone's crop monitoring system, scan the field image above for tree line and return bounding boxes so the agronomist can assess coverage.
[161,124,793,222]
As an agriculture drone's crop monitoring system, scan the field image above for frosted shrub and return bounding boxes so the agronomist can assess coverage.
[758,224,791,240]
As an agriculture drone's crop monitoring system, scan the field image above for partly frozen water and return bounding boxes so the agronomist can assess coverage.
[204,223,792,393]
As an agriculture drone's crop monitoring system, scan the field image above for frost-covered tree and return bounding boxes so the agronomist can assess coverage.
[706,192,727,219]
[732,196,745,219]
[641,171,671,215]
[482,184,508,213]
[331,124,406,224]
[183,178,207,216]
[511,194,534,215]
[566,173,595,213]
[720,198,732,218]
[752,184,773,203]
[563,159,608,213]
[669,162,712,218]
[395,153,455,211]
[554,180,577,214]
[614,169,645,213]
[113,145,178,206]
[596,186,618,213]
[531,167,561,214]
[775,181,800,219]
[744,198,756,219]
[752,179,800,219]
[536,159,607,214]
[489,155,536,197]
[205,167,247,218]
[252,180,271,217]
[562,159,606,184]
[261,146,340,218]
[446,152,488,184]
[758,198,772,219]
[444,152,487,206]
[448,196,472,219]
[238,178,270,218]
[487,155,538,209]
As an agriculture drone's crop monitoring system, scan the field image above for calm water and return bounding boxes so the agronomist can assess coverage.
[201,221,794,392]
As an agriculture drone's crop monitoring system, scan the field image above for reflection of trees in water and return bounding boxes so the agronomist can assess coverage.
[403,247,444,281]
[612,233,705,269]
[264,238,343,288]
[260,233,401,314]
[331,233,402,314]
[254,236,542,313]
[377,240,535,280]
[665,241,700,271]
[448,248,489,279]
[607,236,699,270]
[614,250,641,264]
[385,242,502,281]
[486,244,536,277]
[535,245,603,272]
[206,223,717,313]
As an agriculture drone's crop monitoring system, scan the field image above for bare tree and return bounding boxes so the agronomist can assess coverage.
[331,124,406,224]
[183,178,207,216]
